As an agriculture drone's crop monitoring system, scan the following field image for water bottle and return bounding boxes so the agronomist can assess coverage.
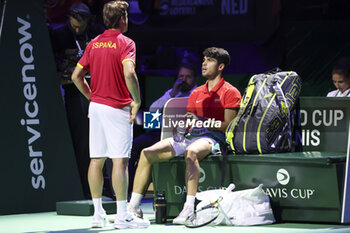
[155,191,167,224]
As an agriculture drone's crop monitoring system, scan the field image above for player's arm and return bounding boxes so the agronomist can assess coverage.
[71,64,91,100]
[123,60,141,123]
[215,88,241,133]
[215,108,238,133]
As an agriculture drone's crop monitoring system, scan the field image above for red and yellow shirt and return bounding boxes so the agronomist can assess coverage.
[187,78,241,121]
[78,29,136,109]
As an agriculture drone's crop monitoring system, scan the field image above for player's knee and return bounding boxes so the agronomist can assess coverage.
[185,148,198,164]
[141,148,156,164]
[112,158,128,169]
[90,158,106,169]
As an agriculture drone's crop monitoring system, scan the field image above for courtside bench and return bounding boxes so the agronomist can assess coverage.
[152,97,350,223]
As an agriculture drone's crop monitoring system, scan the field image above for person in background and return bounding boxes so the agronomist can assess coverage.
[149,62,198,112]
[128,47,242,224]
[49,2,104,199]
[45,0,107,25]
[327,57,350,97]
[45,0,82,24]
[128,60,198,195]
[71,1,149,229]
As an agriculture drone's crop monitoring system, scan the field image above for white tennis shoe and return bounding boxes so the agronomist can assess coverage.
[127,203,143,218]
[91,211,107,228]
[172,205,194,225]
[114,212,150,229]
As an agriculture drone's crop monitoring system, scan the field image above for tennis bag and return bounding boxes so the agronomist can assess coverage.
[195,184,275,226]
[226,69,302,154]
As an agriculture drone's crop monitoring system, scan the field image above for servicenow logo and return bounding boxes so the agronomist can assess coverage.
[18,16,45,190]
[276,168,290,185]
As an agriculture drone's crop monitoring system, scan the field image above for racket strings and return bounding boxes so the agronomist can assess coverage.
[185,205,220,227]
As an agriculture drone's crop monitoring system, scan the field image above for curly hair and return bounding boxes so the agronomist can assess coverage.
[203,47,230,69]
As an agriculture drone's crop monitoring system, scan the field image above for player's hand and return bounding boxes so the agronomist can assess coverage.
[184,112,198,120]
[169,78,183,97]
[183,112,197,132]
[129,101,141,123]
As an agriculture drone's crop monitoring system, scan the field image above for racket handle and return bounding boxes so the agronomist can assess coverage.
[225,184,235,193]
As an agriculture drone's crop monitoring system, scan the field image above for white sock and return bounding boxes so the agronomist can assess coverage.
[184,195,195,210]
[92,198,104,215]
[117,200,128,217]
[129,192,143,208]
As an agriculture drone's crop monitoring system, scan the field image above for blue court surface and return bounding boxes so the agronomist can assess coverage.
[1,200,350,233]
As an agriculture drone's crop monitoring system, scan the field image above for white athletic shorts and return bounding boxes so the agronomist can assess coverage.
[89,102,132,158]
[166,136,221,157]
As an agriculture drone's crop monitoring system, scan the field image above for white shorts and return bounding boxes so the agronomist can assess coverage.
[89,102,132,158]
[166,136,221,157]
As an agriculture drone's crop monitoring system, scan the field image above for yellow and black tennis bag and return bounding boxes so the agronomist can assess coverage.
[226,69,302,154]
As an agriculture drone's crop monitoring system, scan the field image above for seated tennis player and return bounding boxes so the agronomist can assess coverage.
[128,47,242,224]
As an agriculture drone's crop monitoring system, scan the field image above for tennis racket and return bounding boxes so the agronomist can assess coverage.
[184,197,223,228]
[184,184,236,228]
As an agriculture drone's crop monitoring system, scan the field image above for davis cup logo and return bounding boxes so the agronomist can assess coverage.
[264,168,316,199]
[159,0,169,15]
[276,168,290,185]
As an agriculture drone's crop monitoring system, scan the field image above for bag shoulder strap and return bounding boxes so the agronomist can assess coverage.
[225,75,256,152]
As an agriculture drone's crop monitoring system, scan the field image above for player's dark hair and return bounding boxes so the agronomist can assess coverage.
[332,57,350,80]
[103,1,129,29]
[203,47,230,69]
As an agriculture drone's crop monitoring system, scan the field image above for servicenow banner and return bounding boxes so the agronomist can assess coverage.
[0,0,83,214]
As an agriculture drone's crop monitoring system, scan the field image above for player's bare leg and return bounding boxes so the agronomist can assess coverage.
[129,139,176,217]
[173,139,212,224]
[88,158,107,228]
